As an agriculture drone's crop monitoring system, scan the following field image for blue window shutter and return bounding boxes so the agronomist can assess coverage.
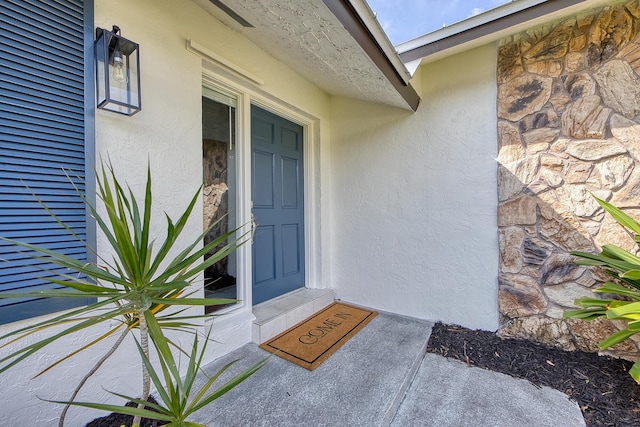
[0,0,92,323]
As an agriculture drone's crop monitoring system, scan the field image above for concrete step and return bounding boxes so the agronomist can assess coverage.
[252,287,335,344]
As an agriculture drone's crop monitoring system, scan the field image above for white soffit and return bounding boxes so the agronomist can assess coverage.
[192,0,416,110]
[398,0,615,66]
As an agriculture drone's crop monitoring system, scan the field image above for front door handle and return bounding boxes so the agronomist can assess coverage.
[251,213,257,242]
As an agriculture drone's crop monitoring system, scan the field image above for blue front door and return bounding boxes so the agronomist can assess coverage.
[251,105,304,305]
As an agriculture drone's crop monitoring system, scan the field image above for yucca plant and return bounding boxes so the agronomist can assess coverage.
[51,329,269,426]
[564,195,640,383]
[0,162,263,426]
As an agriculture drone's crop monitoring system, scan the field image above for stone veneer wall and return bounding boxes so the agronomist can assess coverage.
[497,0,640,358]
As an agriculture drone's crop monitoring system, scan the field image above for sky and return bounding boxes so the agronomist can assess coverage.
[366,0,513,45]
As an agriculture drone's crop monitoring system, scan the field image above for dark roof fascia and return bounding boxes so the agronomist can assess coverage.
[322,0,421,111]
[399,0,589,64]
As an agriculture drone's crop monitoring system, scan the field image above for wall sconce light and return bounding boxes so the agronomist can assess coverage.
[95,25,141,116]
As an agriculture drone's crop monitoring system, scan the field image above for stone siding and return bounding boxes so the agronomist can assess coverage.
[497,0,640,359]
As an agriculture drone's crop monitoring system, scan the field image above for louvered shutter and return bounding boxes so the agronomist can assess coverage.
[0,0,91,323]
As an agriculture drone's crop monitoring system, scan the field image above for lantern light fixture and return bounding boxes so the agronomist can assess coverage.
[95,25,141,116]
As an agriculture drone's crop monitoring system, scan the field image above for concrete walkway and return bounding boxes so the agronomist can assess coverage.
[191,312,585,427]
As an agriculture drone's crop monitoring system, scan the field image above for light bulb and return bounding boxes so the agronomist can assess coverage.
[111,52,128,84]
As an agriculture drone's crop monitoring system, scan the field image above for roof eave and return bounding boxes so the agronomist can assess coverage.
[398,0,612,64]
[323,0,421,111]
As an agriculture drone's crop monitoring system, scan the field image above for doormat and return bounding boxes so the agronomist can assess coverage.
[259,302,377,370]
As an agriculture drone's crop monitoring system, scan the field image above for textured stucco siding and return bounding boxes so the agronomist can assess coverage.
[0,0,331,424]
[329,44,500,331]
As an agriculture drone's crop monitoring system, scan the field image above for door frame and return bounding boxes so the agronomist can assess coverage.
[202,72,323,313]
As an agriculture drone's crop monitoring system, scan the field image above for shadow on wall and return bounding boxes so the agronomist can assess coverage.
[495,0,640,360]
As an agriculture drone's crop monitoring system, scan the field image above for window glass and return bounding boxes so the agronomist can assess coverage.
[202,87,238,311]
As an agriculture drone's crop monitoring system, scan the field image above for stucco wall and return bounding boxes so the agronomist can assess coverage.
[329,44,499,331]
[0,0,332,424]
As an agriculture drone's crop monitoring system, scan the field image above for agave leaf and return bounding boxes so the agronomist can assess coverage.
[155,322,200,331]
[0,290,114,299]
[129,189,145,266]
[146,186,202,280]
[1,161,252,423]
[27,180,84,243]
[28,264,121,293]
[44,397,174,421]
[630,359,640,383]
[0,302,133,374]
[179,243,240,282]
[98,184,138,282]
[0,295,126,343]
[599,328,638,349]
[602,245,640,266]
[563,309,607,321]
[628,320,640,331]
[127,168,151,272]
[152,334,192,415]
[594,282,640,300]
[149,297,237,306]
[573,258,609,267]
[617,275,640,291]
[107,181,148,284]
[173,219,239,272]
[181,328,269,416]
[0,305,127,351]
[141,166,152,268]
[150,225,238,286]
[117,180,150,284]
[133,339,172,408]
[24,173,122,275]
[612,313,640,322]
[187,360,236,413]
[607,301,640,318]
[188,356,269,414]
[105,389,168,415]
[133,328,267,422]
[41,278,121,294]
[594,196,640,235]
[621,270,640,280]
[0,237,128,285]
[184,331,211,400]
[142,280,190,293]
[61,169,104,264]
[567,195,640,384]
[33,324,127,378]
[144,311,183,394]
[84,171,125,269]
[87,196,118,255]
[571,250,639,272]
[180,336,200,402]
[572,298,611,308]
[160,235,244,287]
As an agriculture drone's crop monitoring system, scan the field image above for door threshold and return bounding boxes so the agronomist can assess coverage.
[252,288,334,344]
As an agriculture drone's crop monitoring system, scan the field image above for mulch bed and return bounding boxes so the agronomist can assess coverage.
[427,322,640,426]
[85,397,168,427]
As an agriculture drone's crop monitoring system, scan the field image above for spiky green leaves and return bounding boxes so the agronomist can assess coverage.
[0,162,263,424]
[564,195,640,383]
